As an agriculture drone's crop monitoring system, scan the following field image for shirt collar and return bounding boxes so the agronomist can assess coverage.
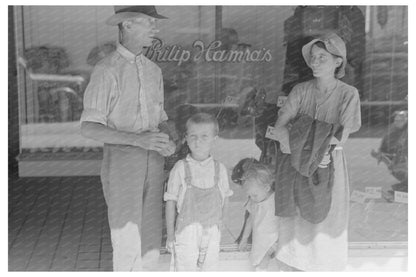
[185,154,213,167]
[116,42,143,64]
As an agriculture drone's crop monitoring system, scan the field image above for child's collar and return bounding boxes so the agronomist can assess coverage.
[185,154,213,166]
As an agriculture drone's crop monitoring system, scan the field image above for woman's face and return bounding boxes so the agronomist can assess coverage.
[309,44,342,78]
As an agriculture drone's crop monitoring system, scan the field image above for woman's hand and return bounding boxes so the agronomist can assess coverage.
[273,125,291,154]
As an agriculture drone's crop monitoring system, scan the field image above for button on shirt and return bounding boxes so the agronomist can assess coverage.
[164,155,233,212]
[81,42,168,133]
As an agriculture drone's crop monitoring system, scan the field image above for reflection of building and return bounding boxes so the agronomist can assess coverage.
[7,6,409,265]
[9,6,408,175]
[361,6,408,124]
[282,6,366,95]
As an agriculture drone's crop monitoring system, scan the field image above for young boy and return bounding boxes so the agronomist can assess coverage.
[164,112,233,271]
[238,162,279,271]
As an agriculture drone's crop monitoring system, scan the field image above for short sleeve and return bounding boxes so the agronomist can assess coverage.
[163,160,184,202]
[278,84,303,119]
[339,88,361,133]
[219,163,233,198]
[80,64,116,125]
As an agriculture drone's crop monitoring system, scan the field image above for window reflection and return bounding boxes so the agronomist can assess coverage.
[15,6,407,245]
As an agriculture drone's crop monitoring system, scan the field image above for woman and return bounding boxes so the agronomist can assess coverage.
[273,32,361,271]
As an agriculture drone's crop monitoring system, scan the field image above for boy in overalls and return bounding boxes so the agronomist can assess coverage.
[164,113,233,271]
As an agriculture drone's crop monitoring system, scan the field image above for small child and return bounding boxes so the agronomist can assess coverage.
[164,112,233,271]
[238,162,279,271]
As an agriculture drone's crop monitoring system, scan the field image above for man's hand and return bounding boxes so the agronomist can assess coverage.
[134,132,170,151]
[158,140,176,157]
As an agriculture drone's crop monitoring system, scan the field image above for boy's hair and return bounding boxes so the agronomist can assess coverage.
[241,162,275,188]
[186,112,219,135]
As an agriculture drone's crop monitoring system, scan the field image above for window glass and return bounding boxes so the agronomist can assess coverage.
[15,6,408,245]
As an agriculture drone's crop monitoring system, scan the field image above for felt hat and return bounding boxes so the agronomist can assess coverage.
[106,6,167,26]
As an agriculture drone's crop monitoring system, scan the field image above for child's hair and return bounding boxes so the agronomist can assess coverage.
[186,112,219,135]
[232,158,260,185]
[241,162,275,188]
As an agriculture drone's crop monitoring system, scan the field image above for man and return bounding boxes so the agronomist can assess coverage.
[80,6,175,271]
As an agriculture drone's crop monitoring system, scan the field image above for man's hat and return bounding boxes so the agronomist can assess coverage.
[106,6,167,26]
[301,32,347,79]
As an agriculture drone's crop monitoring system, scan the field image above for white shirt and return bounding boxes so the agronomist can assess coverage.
[164,155,233,212]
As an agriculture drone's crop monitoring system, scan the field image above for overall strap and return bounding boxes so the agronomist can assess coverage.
[214,160,220,187]
[183,160,193,188]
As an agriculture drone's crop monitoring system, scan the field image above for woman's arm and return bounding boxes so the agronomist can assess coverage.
[274,110,293,154]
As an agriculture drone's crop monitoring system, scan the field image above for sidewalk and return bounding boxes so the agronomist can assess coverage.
[9,136,408,271]
[8,174,407,271]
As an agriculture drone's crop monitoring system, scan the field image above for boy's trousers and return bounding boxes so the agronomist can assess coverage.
[173,223,221,271]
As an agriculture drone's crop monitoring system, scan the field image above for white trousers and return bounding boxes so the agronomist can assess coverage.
[172,223,221,271]
[110,221,160,271]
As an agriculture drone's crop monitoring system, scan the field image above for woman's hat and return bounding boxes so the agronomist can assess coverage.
[301,32,347,79]
[106,6,167,26]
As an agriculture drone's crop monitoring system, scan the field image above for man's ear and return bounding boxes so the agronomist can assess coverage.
[336,57,343,67]
[122,20,132,30]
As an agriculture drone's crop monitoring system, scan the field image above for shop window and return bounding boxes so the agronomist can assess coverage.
[13,6,407,246]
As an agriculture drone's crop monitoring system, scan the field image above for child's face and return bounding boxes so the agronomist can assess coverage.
[243,179,271,203]
[186,123,217,160]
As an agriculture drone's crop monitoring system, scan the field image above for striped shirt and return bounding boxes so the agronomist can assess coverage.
[81,42,168,133]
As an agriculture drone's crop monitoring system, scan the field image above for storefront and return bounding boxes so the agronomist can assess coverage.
[9,5,408,256]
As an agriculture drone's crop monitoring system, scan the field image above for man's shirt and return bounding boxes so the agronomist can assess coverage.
[81,42,168,133]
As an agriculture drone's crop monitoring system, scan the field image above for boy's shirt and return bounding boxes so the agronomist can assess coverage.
[246,193,280,266]
[164,154,233,212]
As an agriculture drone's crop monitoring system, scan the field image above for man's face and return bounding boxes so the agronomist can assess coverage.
[126,16,159,46]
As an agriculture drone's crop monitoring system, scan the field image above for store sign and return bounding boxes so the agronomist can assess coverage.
[394,191,408,204]
[365,187,382,199]
[145,38,272,66]
[350,190,369,204]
